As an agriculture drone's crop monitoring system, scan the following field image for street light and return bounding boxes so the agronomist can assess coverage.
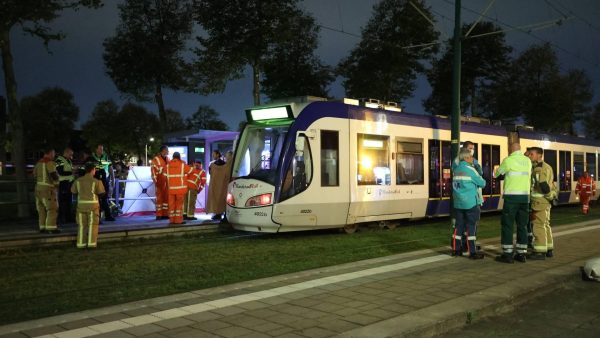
[145,137,155,165]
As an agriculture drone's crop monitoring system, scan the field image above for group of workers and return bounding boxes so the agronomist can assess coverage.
[151,146,231,225]
[452,141,597,263]
[34,144,113,249]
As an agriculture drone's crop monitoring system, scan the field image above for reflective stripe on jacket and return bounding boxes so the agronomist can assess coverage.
[167,159,193,194]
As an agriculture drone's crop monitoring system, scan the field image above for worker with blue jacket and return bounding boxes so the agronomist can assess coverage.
[452,147,486,259]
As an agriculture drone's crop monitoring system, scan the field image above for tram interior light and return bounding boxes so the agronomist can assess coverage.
[361,157,373,169]
[363,139,383,148]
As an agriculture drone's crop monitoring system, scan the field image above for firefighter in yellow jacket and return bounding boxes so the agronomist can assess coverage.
[71,162,106,248]
[34,147,60,233]
[527,147,556,260]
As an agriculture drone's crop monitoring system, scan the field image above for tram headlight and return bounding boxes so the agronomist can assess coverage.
[245,193,272,207]
[226,192,235,206]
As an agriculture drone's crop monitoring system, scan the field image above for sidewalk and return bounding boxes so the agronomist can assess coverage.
[0,215,219,249]
[1,219,599,338]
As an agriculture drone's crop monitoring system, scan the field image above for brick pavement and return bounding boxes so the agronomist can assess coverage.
[1,220,599,338]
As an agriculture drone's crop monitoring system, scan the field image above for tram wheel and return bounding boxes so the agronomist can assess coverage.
[386,222,397,230]
[343,223,358,234]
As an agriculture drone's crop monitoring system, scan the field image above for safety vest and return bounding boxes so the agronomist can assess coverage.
[186,168,206,191]
[495,150,531,202]
[531,161,555,202]
[71,174,106,211]
[55,155,74,182]
[151,155,168,183]
[92,152,111,173]
[34,158,58,187]
[166,159,193,194]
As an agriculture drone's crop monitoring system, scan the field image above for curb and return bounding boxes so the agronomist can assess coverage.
[0,224,219,249]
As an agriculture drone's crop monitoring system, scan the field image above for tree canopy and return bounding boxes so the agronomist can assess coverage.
[337,0,439,103]
[103,0,194,136]
[424,21,512,116]
[20,87,79,152]
[192,0,330,105]
[185,105,229,131]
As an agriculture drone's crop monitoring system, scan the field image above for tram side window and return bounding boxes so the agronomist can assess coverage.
[543,149,557,182]
[559,151,572,191]
[396,139,424,185]
[574,152,584,181]
[481,144,501,195]
[428,140,452,197]
[357,134,390,185]
[586,153,597,179]
[321,130,339,186]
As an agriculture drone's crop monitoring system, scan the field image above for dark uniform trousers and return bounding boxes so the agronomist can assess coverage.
[500,199,530,255]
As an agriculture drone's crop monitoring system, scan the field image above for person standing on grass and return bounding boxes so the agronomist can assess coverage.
[451,148,486,259]
[71,162,105,249]
[494,143,532,264]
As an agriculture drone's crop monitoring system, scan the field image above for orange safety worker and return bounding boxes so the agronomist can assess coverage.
[151,145,169,220]
[184,160,207,220]
[71,162,106,248]
[166,152,193,225]
[34,147,60,233]
[576,171,596,214]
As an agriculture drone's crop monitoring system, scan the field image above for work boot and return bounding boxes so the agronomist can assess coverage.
[187,216,197,220]
[546,250,554,258]
[452,250,463,257]
[105,216,116,222]
[469,252,485,260]
[514,253,527,263]
[495,254,514,264]
[528,253,546,260]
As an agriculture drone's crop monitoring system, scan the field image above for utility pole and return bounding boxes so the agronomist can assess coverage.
[451,0,462,161]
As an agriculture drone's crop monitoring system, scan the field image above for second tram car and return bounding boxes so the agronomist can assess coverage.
[225,97,600,233]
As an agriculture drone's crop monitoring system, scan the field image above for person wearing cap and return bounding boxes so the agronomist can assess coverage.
[151,145,169,220]
[184,160,206,220]
[71,162,106,248]
[34,146,60,233]
[166,152,193,225]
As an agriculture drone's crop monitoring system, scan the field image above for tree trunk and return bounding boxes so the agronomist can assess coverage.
[155,82,167,137]
[252,63,260,105]
[0,29,29,217]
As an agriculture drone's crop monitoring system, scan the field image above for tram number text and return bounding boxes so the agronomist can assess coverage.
[254,211,268,217]
[300,209,312,214]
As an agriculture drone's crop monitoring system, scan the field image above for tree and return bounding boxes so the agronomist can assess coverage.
[260,13,333,99]
[1,0,102,217]
[185,105,229,131]
[585,103,600,139]
[337,0,439,103]
[103,0,194,136]
[424,21,512,116]
[192,0,327,105]
[20,87,79,152]
[165,108,185,133]
[484,43,592,133]
[82,100,160,159]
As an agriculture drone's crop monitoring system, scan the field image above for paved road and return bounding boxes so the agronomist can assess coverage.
[437,276,600,338]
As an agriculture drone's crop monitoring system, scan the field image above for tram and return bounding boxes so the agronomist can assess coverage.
[225,96,600,233]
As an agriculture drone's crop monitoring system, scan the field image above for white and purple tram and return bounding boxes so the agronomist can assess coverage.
[225,97,600,233]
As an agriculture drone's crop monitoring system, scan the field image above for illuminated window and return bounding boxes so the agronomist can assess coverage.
[321,130,339,186]
[481,144,501,195]
[586,152,597,179]
[396,139,424,185]
[559,151,572,191]
[574,152,584,181]
[428,140,452,198]
[357,134,390,186]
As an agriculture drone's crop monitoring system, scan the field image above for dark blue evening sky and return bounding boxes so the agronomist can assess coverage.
[4,0,600,131]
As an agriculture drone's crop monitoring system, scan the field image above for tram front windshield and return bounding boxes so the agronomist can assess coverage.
[232,124,289,185]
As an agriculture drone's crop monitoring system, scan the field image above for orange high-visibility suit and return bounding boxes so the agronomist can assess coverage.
[576,174,596,214]
[151,154,169,218]
[166,159,193,224]
[184,167,207,218]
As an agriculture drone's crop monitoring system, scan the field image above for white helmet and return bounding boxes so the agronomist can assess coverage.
[581,258,600,282]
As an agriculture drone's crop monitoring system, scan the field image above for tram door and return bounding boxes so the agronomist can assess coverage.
[427,140,452,215]
[480,144,501,210]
